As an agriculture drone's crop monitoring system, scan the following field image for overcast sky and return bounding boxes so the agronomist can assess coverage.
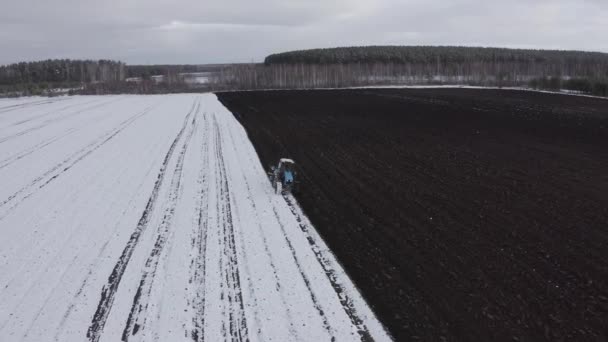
[1,0,607,65]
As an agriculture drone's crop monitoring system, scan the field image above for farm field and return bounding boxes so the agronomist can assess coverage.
[0,94,389,341]
[218,88,608,341]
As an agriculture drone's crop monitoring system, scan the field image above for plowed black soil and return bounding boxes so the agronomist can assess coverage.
[217,88,608,342]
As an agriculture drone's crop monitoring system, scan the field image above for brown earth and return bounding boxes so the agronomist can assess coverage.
[217,88,608,341]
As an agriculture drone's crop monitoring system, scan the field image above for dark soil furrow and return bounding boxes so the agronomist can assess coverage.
[218,88,608,342]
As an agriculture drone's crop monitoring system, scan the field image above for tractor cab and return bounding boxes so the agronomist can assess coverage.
[269,158,299,194]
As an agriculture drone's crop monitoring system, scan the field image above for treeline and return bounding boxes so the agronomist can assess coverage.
[126,64,225,79]
[0,59,222,96]
[0,59,126,96]
[265,46,608,67]
[529,77,608,96]
[2,47,607,97]
[79,80,196,95]
[207,46,603,96]
[213,61,608,96]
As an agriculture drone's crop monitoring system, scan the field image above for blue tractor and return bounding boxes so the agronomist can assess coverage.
[268,158,298,194]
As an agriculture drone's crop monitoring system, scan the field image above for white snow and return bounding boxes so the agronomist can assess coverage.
[0,94,391,341]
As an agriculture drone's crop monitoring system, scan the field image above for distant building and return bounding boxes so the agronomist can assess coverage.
[151,75,165,84]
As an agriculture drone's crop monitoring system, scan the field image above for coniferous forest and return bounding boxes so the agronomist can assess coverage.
[264,46,608,67]
[1,46,607,96]
[0,59,125,95]
[254,46,608,95]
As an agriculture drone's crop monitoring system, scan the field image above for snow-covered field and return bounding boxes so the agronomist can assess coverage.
[0,94,390,342]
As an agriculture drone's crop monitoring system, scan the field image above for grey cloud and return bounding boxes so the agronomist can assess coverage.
[0,0,606,65]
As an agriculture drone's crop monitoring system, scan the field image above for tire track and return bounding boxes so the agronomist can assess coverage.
[217,118,266,342]
[0,96,121,145]
[0,127,77,170]
[188,111,210,341]
[0,103,154,221]
[0,103,162,301]
[239,184,303,340]
[0,97,68,114]
[0,99,118,170]
[212,117,249,342]
[223,120,316,341]
[269,206,337,341]
[86,100,198,342]
[6,97,102,129]
[121,101,199,341]
[282,195,374,342]
[53,153,158,340]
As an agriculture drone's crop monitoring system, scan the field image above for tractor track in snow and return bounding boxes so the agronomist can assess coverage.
[223,124,319,341]
[53,154,160,340]
[121,101,200,341]
[212,117,249,342]
[282,195,373,342]
[0,97,122,145]
[5,98,103,129]
[188,111,210,341]
[0,103,162,303]
[0,105,154,221]
[86,99,198,342]
[0,97,69,114]
[235,169,302,340]
[0,127,77,170]
[0,99,119,170]
[269,205,337,340]
[0,102,163,337]
[0,103,155,221]
[0,94,392,342]
[221,117,343,341]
